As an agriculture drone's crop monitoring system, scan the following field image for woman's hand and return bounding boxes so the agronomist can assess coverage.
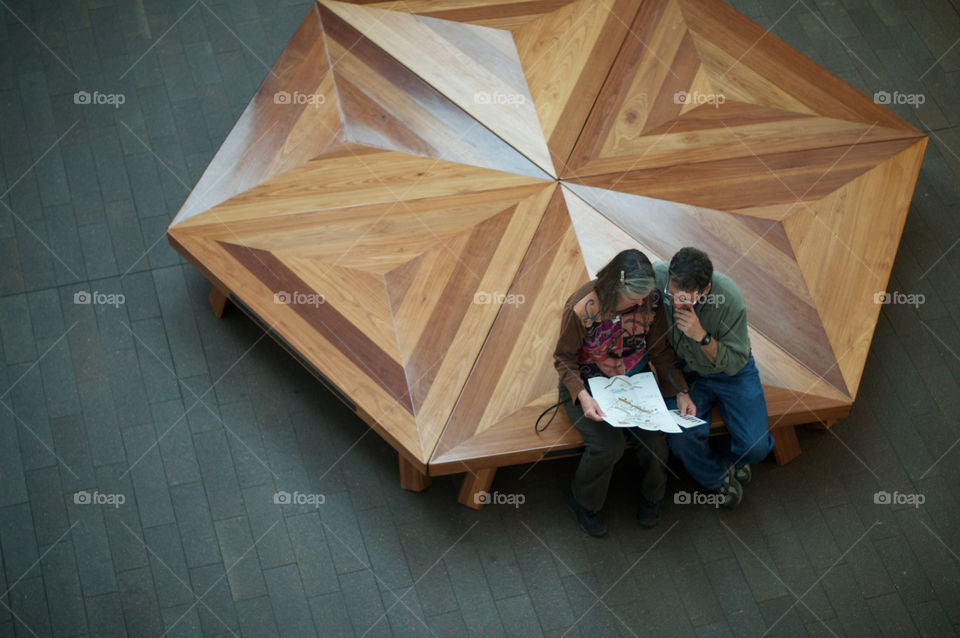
[676,391,696,417]
[577,390,606,421]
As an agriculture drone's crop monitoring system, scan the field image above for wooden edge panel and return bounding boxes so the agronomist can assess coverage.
[428,395,851,475]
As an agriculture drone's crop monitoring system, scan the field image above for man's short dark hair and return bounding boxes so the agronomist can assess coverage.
[668,247,713,292]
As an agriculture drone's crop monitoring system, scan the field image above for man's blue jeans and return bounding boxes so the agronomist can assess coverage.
[664,353,773,490]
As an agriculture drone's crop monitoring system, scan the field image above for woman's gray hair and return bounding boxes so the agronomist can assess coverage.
[594,249,655,316]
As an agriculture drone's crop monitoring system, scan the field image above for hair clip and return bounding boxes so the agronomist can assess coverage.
[619,270,625,285]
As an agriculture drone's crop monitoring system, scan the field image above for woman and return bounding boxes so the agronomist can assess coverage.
[553,249,695,536]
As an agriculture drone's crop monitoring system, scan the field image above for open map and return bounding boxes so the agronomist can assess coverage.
[587,373,704,432]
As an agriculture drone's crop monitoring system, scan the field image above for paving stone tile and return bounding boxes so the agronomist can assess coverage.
[171,480,221,569]
[189,562,240,635]
[213,515,266,602]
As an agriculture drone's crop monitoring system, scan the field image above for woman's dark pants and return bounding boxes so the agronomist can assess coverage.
[558,380,669,512]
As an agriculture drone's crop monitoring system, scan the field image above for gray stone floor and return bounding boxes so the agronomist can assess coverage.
[1,0,959,636]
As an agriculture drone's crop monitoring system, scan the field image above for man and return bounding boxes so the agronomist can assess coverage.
[653,247,774,508]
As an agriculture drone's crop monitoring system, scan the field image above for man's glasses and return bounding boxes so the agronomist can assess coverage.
[663,286,700,307]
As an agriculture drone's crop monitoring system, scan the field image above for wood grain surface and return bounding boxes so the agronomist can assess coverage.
[565,0,921,177]
[323,0,556,176]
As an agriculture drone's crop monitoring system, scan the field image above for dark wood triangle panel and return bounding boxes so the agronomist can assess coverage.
[174,178,558,465]
[641,103,817,137]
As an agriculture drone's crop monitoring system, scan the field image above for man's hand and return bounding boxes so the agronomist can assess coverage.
[577,389,606,421]
[676,391,696,417]
[674,305,707,342]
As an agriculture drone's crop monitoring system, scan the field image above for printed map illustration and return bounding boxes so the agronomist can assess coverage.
[588,373,682,432]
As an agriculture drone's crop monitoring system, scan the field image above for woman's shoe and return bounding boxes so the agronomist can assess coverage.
[564,487,608,537]
[636,498,661,528]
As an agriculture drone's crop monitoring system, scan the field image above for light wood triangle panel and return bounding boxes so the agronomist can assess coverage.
[750,329,850,406]
[384,183,557,456]
[565,0,923,177]
[562,184,649,278]
[333,0,583,33]
[576,138,926,219]
[167,0,927,479]
[782,137,927,397]
[680,0,914,130]
[172,174,557,465]
[320,2,550,179]
[173,3,342,225]
[321,0,556,176]
[170,144,543,230]
[431,186,589,469]
[511,0,641,172]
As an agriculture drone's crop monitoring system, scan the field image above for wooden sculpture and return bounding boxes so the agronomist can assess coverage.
[167,0,927,507]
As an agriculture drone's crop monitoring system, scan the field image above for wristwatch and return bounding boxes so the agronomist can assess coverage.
[699,333,712,346]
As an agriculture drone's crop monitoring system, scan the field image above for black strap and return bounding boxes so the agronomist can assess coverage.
[535,400,563,433]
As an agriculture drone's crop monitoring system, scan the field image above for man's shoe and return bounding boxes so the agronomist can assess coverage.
[733,464,751,485]
[636,498,661,528]
[717,474,743,509]
[563,488,608,537]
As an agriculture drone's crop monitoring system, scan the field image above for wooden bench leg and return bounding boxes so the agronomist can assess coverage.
[771,425,801,465]
[458,468,496,510]
[398,455,431,492]
[804,418,837,430]
[209,284,229,318]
